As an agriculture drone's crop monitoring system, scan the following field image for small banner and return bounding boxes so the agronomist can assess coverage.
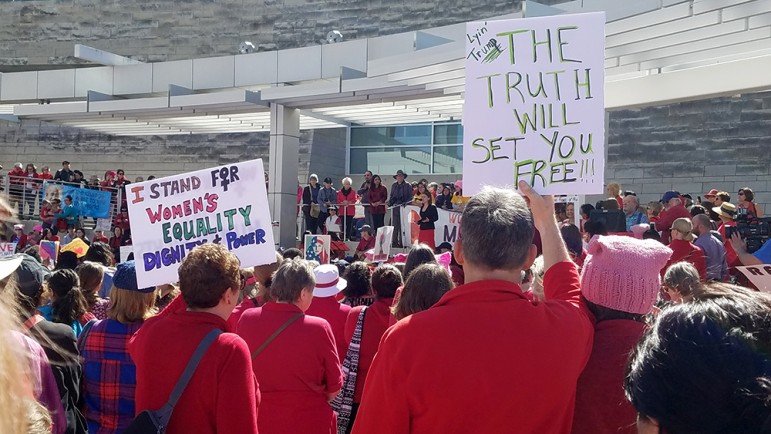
[305,235,331,264]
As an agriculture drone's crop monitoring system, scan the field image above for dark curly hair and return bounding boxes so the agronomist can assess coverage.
[343,262,372,298]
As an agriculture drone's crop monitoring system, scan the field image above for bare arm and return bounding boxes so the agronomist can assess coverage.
[730,233,763,266]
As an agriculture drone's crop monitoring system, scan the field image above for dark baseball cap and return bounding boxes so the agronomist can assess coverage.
[12,254,50,298]
[660,191,680,203]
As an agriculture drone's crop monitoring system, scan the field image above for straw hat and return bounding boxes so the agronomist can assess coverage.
[712,203,737,220]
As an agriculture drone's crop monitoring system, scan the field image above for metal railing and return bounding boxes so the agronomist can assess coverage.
[0,174,123,227]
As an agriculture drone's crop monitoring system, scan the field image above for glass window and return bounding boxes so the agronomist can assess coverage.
[432,146,463,174]
[350,146,431,175]
[350,125,431,147]
[433,123,464,144]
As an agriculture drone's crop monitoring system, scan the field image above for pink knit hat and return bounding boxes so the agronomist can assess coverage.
[580,235,672,314]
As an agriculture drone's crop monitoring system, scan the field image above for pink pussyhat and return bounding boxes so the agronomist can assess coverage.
[580,235,672,314]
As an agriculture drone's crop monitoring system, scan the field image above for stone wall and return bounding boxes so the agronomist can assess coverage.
[0,0,554,69]
[605,91,771,212]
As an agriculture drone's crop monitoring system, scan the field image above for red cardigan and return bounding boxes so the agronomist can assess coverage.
[572,319,645,434]
[128,310,259,434]
[336,188,357,217]
[367,185,388,215]
[351,261,593,434]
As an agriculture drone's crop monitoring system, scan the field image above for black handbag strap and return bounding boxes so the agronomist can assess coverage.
[252,312,303,359]
[158,328,222,423]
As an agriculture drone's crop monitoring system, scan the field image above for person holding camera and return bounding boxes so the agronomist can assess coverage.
[713,203,741,267]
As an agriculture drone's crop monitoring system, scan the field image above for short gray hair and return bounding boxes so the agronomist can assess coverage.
[271,258,316,302]
[460,186,534,270]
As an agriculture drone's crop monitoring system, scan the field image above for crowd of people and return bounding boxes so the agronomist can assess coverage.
[300,170,470,248]
[0,171,770,434]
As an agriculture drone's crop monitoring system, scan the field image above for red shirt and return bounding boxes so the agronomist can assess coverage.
[38,172,53,181]
[344,298,395,403]
[656,205,691,244]
[367,185,388,215]
[355,236,375,253]
[664,239,707,281]
[351,261,593,434]
[113,214,130,231]
[92,235,109,244]
[572,319,645,434]
[336,188,357,217]
[128,310,259,434]
[8,167,25,184]
[237,302,343,434]
[227,296,263,331]
[306,296,352,361]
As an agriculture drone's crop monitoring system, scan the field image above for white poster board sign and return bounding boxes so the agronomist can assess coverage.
[0,243,17,257]
[400,206,462,248]
[125,159,276,288]
[735,265,771,293]
[305,234,331,264]
[463,13,606,196]
[373,226,394,262]
[95,218,112,232]
[119,245,134,263]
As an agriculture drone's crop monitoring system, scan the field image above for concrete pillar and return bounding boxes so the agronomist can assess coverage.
[268,104,300,248]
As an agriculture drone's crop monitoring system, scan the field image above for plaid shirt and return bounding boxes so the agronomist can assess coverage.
[79,319,143,434]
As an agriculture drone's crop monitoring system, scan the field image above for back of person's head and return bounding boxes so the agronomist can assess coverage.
[581,236,672,316]
[662,261,701,302]
[579,203,595,218]
[403,243,437,279]
[459,187,534,271]
[83,242,114,267]
[271,259,316,303]
[371,264,403,299]
[717,191,730,203]
[607,182,621,196]
[55,251,79,270]
[646,201,664,217]
[109,260,156,323]
[600,198,619,210]
[392,263,454,321]
[671,218,695,242]
[343,262,372,299]
[178,244,241,309]
[282,248,303,261]
[0,292,35,434]
[10,254,50,315]
[77,261,104,310]
[252,252,282,301]
[583,220,608,238]
[560,224,583,258]
[689,204,707,217]
[528,255,545,301]
[625,285,771,433]
[48,269,88,326]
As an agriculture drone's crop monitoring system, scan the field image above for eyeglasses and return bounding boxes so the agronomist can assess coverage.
[738,192,745,196]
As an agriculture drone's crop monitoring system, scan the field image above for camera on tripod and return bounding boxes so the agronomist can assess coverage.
[725,207,770,253]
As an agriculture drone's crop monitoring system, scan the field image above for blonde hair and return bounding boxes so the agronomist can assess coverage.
[672,218,695,242]
[607,182,621,196]
[107,287,157,324]
[647,201,664,217]
[0,282,34,434]
[25,400,52,434]
[663,261,701,299]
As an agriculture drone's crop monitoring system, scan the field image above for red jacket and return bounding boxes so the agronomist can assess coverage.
[352,261,593,434]
[8,167,25,185]
[344,298,395,403]
[237,302,343,434]
[367,185,388,215]
[718,223,740,267]
[657,205,691,244]
[128,310,259,434]
[664,239,707,281]
[572,319,645,434]
[306,296,351,362]
[336,188,357,217]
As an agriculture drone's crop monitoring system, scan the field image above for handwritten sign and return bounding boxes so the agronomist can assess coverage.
[95,218,112,232]
[126,159,276,288]
[373,226,394,262]
[119,245,134,263]
[43,183,112,218]
[735,265,771,293]
[400,206,462,248]
[305,235,331,264]
[463,13,606,196]
[0,243,17,258]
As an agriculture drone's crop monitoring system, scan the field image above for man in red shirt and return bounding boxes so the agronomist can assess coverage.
[352,181,594,434]
[129,244,259,434]
[305,264,352,361]
[656,191,692,244]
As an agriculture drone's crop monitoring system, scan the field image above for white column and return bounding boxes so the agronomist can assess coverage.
[268,104,300,248]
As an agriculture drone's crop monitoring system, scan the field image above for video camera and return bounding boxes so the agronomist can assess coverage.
[725,208,770,253]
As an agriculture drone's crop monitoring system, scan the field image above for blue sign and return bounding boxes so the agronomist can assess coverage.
[44,183,112,218]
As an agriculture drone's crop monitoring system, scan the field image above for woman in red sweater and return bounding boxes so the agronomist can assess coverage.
[237,259,342,434]
[338,264,402,433]
[367,175,388,232]
[337,177,357,241]
[664,218,707,281]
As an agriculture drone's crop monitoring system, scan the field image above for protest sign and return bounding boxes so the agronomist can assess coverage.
[373,226,394,262]
[96,218,112,232]
[44,182,112,218]
[39,241,59,267]
[305,235,331,264]
[400,206,462,248]
[0,243,17,257]
[735,265,771,293]
[120,245,134,263]
[62,238,89,258]
[125,159,276,288]
[463,12,606,196]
